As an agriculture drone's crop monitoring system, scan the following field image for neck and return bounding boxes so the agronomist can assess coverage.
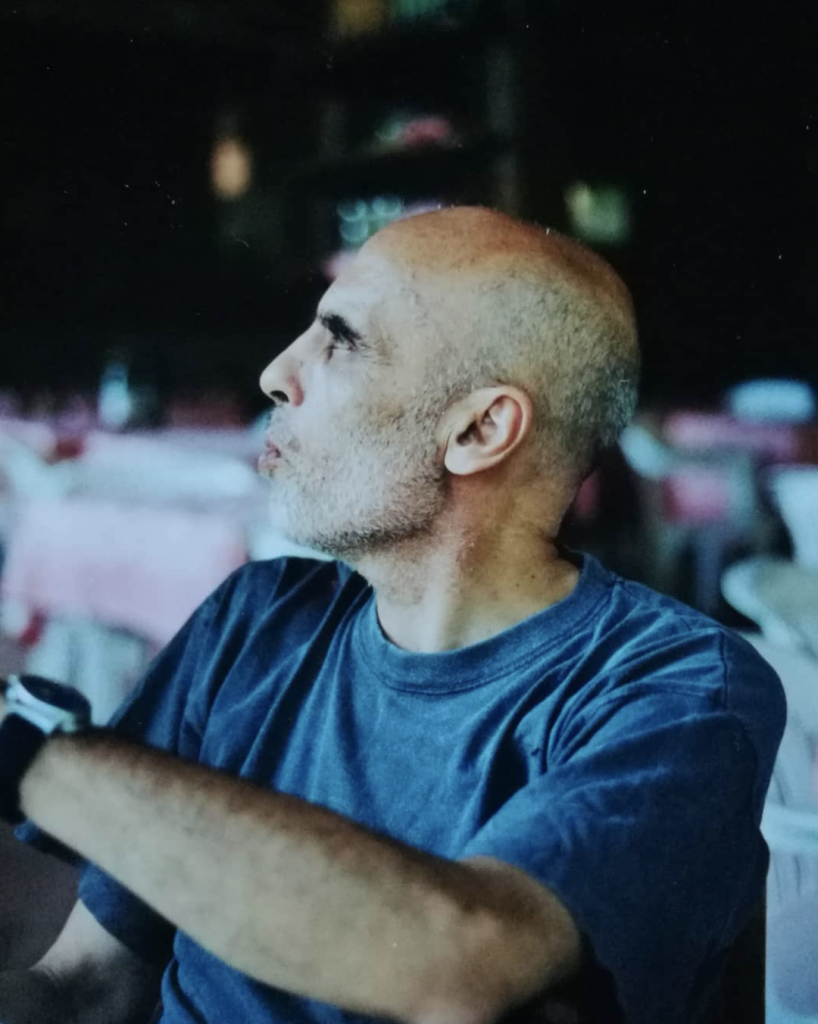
[349,525,579,654]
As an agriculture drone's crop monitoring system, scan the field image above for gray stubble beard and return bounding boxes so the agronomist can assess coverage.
[265,401,449,562]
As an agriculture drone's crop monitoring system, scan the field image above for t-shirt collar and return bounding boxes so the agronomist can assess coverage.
[350,552,612,693]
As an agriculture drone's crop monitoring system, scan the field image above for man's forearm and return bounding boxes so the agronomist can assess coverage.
[20,731,574,1024]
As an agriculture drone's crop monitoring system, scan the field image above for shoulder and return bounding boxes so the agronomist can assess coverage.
[203,555,368,637]
[221,554,352,598]
[572,558,786,781]
[585,558,782,701]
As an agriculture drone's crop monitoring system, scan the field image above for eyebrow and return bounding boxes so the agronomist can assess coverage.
[317,311,363,345]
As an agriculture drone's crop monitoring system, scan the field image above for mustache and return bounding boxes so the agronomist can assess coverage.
[265,414,298,452]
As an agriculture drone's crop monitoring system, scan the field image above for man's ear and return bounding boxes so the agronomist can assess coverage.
[441,387,533,476]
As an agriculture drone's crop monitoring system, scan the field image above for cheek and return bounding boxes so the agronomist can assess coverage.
[294,406,358,466]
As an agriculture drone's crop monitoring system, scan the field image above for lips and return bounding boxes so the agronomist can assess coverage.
[259,436,283,475]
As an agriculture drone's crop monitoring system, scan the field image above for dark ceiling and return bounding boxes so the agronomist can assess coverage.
[0,0,327,51]
[2,0,817,403]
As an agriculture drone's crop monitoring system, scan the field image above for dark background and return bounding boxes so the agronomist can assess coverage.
[2,0,817,417]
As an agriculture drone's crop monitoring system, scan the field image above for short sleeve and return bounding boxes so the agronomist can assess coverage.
[461,681,783,1024]
[16,575,232,965]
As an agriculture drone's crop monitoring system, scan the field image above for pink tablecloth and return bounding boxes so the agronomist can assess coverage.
[1,497,248,647]
[657,412,818,524]
[660,467,732,523]
[87,427,263,466]
[663,412,808,461]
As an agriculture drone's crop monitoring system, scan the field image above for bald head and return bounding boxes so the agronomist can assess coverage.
[364,207,640,481]
[371,206,633,319]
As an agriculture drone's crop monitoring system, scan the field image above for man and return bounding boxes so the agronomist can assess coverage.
[0,207,785,1023]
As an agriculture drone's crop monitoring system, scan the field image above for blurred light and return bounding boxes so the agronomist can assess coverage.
[98,352,134,430]
[374,113,457,150]
[725,379,817,423]
[332,0,387,37]
[337,196,404,249]
[565,182,631,244]
[392,0,480,22]
[326,199,446,278]
[370,195,403,229]
[338,222,368,247]
[211,138,252,200]
[337,198,368,221]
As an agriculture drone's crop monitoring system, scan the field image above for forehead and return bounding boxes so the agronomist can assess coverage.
[321,245,402,304]
[319,246,431,350]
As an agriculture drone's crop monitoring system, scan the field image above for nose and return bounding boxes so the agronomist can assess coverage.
[259,335,307,407]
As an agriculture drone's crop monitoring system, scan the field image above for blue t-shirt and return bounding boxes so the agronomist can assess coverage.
[21,553,785,1023]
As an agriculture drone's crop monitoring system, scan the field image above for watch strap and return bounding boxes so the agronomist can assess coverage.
[0,714,49,824]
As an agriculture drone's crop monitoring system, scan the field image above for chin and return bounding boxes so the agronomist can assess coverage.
[264,502,322,550]
[265,501,299,542]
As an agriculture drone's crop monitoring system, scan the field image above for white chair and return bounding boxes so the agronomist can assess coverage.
[768,466,818,571]
[732,634,818,1020]
[721,557,818,658]
[763,715,818,1021]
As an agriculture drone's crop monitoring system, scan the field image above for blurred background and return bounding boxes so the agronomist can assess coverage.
[3,0,818,406]
[1,1,818,1019]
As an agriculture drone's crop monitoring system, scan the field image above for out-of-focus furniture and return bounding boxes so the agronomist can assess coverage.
[752,637,818,1020]
[619,418,762,612]
[768,465,818,571]
[0,418,58,461]
[0,428,259,721]
[0,424,331,721]
[0,423,75,542]
[620,408,818,613]
[73,429,260,504]
[662,410,815,460]
[721,557,818,657]
[1,497,250,722]
[0,423,83,672]
[721,554,818,1019]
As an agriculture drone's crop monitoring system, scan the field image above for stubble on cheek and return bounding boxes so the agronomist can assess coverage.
[266,385,447,549]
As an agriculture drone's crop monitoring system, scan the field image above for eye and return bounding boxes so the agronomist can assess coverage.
[324,328,357,360]
[318,313,361,359]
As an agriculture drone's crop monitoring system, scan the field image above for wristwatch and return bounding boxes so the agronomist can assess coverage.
[0,674,92,824]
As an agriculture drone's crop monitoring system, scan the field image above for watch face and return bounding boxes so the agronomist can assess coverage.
[12,675,91,716]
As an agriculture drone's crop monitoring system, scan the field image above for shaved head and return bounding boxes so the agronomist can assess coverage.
[259,206,639,565]
[367,206,640,481]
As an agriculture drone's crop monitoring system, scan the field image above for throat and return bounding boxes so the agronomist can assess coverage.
[372,555,580,654]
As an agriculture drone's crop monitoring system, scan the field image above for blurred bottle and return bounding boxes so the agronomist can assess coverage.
[337,195,404,249]
[98,346,135,430]
[337,198,371,249]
